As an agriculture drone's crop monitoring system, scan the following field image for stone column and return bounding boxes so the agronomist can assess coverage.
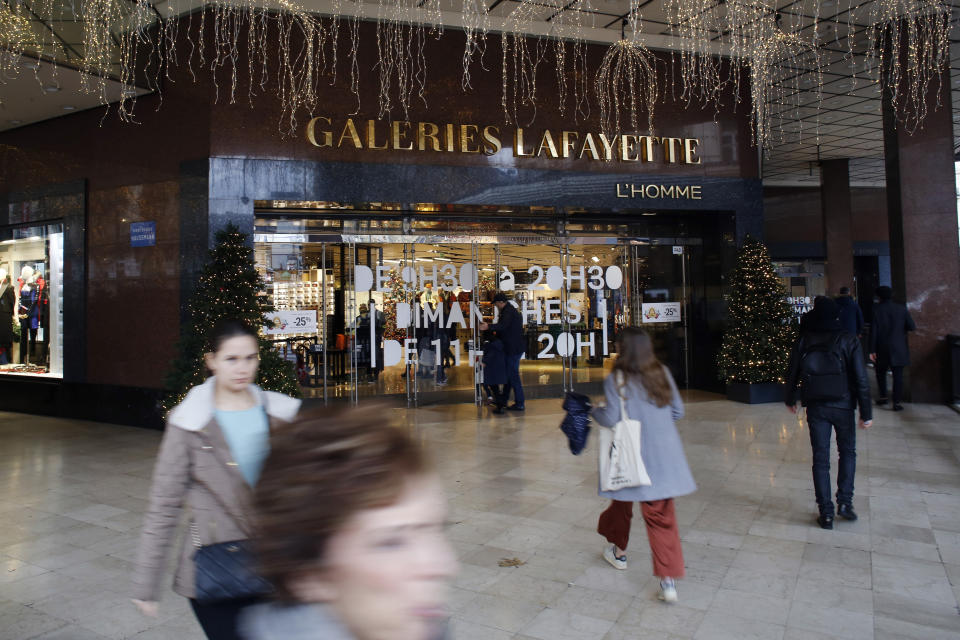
[820,159,855,294]
[882,34,960,403]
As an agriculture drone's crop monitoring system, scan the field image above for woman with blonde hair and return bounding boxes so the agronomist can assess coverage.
[593,327,696,603]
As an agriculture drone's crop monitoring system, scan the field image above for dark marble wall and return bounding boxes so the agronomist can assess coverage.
[208,22,759,181]
[86,182,181,387]
[764,186,889,253]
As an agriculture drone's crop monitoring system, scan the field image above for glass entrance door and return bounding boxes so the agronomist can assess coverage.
[624,243,690,386]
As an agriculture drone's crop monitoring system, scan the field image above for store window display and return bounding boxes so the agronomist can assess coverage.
[0,225,64,377]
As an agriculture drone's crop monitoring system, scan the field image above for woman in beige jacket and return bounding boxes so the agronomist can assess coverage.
[131,320,300,639]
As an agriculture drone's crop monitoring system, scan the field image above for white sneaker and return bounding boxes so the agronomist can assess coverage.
[602,545,627,570]
[658,577,678,603]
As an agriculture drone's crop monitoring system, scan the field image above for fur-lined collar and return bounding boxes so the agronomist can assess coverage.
[168,377,301,431]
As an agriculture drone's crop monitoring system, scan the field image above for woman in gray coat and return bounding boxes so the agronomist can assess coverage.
[131,320,301,639]
[592,327,696,603]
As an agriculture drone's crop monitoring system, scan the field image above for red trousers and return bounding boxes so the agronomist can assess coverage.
[597,499,685,578]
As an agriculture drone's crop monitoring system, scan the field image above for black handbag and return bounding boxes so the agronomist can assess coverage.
[192,525,273,604]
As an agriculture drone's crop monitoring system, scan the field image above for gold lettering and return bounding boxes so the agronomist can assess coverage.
[638,136,660,162]
[338,118,363,149]
[632,184,644,198]
[579,133,600,160]
[418,122,441,151]
[366,120,388,150]
[598,134,617,161]
[661,185,675,198]
[675,185,690,198]
[445,124,456,153]
[645,185,660,198]
[561,131,579,158]
[691,185,702,200]
[482,126,502,155]
[537,130,560,158]
[460,124,482,153]
[306,116,332,148]
[684,138,702,164]
[616,183,629,198]
[514,128,535,157]
[392,121,414,151]
[620,135,639,162]
[662,137,683,163]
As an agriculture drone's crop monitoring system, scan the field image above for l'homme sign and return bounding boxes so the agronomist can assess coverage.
[306,116,703,165]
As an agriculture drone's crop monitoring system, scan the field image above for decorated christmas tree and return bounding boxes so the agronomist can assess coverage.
[162,224,301,412]
[717,236,797,384]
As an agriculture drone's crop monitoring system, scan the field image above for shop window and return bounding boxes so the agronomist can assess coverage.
[0,224,64,377]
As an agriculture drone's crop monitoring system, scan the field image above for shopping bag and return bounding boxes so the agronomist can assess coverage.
[598,372,652,491]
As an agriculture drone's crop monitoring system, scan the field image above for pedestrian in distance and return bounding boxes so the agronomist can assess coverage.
[479,292,525,411]
[835,286,864,338]
[593,327,696,604]
[131,319,301,640]
[869,285,916,411]
[240,406,457,640]
[480,329,508,414]
[784,297,872,530]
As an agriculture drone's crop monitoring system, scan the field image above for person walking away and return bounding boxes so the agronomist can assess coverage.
[869,285,916,411]
[593,327,696,603]
[785,297,872,530]
[835,287,864,338]
[479,292,525,411]
[480,330,508,414]
[240,405,457,640]
[131,319,301,639]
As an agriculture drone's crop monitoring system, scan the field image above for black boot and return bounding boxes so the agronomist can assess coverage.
[817,513,834,529]
[837,503,858,521]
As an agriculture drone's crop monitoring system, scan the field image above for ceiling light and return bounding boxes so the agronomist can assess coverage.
[591,256,600,263]
[43,85,60,93]
[9,120,22,125]
[19,61,39,70]
[62,105,75,111]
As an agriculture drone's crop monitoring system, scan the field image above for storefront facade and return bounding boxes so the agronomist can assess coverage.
[0,23,763,423]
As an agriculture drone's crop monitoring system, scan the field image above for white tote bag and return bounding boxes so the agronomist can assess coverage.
[599,372,652,492]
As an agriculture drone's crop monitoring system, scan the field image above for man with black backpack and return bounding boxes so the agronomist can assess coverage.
[785,296,873,530]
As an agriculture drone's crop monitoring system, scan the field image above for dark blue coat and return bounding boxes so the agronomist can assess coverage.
[835,295,864,337]
[481,338,508,385]
[489,303,525,355]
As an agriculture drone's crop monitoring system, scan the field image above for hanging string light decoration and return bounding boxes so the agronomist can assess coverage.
[868,0,950,133]
[549,0,594,123]
[747,13,823,149]
[459,0,490,91]
[501,0,549,126]
[595,14,659,140]
[0,2,31,82]
[0,0,955,146]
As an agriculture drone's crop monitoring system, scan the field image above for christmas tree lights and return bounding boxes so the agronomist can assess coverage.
[162,223,301,412]
[717,236,796,385]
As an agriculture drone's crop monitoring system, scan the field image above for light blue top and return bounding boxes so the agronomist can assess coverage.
[215,406,270,487]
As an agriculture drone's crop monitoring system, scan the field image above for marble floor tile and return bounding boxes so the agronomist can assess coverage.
[0,399,957,638]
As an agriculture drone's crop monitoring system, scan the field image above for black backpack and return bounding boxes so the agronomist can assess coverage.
[800,334,847,401]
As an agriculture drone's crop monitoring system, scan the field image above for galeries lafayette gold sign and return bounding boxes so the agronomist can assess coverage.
[306,116,703,165]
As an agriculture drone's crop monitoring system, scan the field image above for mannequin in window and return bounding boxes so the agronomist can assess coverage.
[0,276,15,365]
[18,273,40,365]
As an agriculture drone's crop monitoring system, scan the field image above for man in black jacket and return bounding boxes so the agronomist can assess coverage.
[785,297,873,530]
[480,292,525,411]
[835,287,864,338]
[869,285,916,411]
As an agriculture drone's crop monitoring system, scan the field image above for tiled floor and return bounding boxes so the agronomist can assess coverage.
[2,395,960,639]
